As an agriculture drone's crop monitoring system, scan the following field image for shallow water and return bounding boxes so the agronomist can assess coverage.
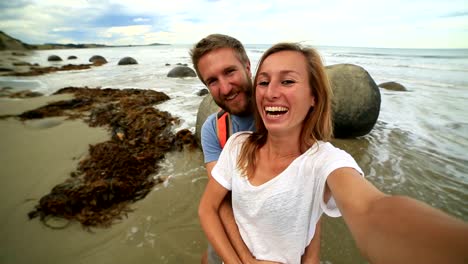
[0,45,467,263]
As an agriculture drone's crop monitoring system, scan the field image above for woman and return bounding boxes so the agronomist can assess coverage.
[199,43,468,264]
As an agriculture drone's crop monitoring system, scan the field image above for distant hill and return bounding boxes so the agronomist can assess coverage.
[35,43,108,50]
[0,31,169,51]
[0,31,33,50]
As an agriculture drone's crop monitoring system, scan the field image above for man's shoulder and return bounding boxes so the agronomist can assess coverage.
[201,113,218,130]
[205,112,218,123]
[231,114,255,132]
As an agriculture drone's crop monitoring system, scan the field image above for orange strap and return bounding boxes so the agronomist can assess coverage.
[216,110,232,148]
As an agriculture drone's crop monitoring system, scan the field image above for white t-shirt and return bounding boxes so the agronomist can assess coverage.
[211,132,364,264]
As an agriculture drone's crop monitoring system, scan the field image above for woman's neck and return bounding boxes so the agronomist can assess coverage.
[264,133,301,160]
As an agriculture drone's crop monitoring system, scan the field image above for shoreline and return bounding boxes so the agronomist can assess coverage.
[0,93,74,115]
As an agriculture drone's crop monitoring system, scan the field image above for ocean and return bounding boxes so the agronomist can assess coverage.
[1,44,467,263]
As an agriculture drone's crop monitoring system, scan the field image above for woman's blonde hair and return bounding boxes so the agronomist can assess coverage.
[238,43,333,177]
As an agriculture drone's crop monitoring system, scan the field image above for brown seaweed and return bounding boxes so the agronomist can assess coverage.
[4,63,100,77]
[25,87,198,228]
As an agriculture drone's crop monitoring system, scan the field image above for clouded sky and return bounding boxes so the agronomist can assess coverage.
[1,0,467,48]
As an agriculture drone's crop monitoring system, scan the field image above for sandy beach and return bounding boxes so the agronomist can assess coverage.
[0,93,208,264]
[0,94,108,262]
[0,94,110,215]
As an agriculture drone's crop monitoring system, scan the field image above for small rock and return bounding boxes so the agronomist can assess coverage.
[379,81,407,91]
[48,55,62,61]
[118,57,138,65]
[89,55,107,65]
[196,89,209,96]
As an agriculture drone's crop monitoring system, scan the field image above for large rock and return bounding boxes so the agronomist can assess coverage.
[195,63,380,141]
[118,57,138,65]
[167,66,196,78]
[195,93,221,143]
[326,64,380,138]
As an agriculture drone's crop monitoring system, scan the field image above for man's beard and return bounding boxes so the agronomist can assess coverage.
[213,78,252,116]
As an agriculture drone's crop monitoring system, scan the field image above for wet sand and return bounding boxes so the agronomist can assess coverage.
[0,94,209,264]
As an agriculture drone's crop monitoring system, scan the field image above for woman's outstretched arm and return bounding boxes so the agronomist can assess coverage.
[327,167,468,264]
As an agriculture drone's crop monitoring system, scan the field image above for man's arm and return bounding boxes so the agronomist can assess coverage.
[202,117,257,262]
[327,167,468,264]
[199,175,241,263]
[206,161,256,263]
[301,218,321,264]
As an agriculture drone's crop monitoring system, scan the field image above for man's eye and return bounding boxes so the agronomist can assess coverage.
[206,79,216,85]
[226,69,236,75]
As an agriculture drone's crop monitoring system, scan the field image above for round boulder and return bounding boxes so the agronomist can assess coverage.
[326,64,381,138]
[379,81,407,91]
[194,63,381,141]
[167,66,197,78]
[47,55,62,61]
[118,57,138,65]
[195,93,221,143]
[89,55,107,65]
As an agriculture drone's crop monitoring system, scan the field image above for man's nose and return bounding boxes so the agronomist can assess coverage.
[218,77,232,95]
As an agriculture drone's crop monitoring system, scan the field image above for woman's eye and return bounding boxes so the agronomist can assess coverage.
[257,81,269,86]
[282,80,295,85]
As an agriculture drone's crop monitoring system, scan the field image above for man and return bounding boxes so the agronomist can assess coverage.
[190,34,321,264]
[190,33,255,264]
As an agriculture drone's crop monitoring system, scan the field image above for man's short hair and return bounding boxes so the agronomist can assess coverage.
[190,34,249,84]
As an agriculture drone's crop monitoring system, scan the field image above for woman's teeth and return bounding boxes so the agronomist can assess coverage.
[265,106,288,115]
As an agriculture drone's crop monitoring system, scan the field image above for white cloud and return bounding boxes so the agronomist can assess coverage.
[134,18,150,22]
[1,0,467,48]
[52,27,75,32]
[105,25,152,36]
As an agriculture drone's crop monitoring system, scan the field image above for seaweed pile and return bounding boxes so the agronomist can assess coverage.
[4,63,100,77]
[25,87,198,228]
